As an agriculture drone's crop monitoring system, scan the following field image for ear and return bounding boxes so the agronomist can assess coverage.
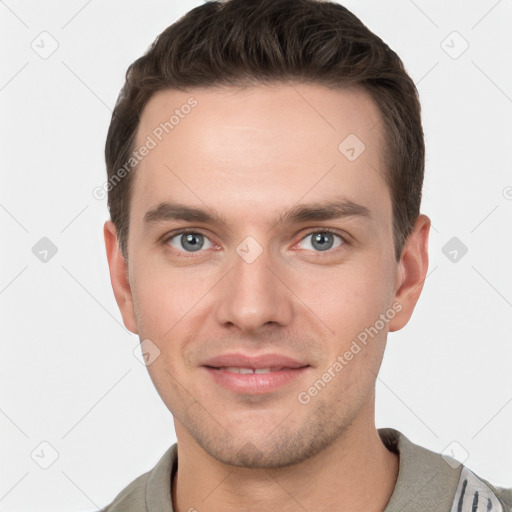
[104,220,138,334]
[388,214,430,332]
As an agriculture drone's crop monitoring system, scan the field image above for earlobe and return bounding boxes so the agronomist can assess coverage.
[103,220,139,334]
[388,214,431,332]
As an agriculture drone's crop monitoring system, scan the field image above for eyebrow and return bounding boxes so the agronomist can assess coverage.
[143,198,371,229]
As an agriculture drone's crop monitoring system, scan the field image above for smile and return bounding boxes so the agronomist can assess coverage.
[211,366,292,374]
[203,365,310,394]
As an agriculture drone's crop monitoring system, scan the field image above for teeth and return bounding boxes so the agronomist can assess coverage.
[224,367,253,373]
[222,367,273,374]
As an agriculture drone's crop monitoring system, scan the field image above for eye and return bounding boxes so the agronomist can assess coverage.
[165,231,214,253]
[162,228,346,257]
[296,230,345,252]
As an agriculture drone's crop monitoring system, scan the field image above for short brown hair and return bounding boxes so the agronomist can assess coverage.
[105,0,424,261]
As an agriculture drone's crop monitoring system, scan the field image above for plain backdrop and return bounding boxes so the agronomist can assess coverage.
[1,0,511,510]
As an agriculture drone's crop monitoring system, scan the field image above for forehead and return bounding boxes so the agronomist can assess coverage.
[131,83,389,224]
[136,83,383,152]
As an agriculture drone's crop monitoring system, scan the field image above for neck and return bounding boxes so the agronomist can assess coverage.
[171,401,399,512]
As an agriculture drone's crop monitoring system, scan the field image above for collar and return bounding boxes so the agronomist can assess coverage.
[379,427,462,511]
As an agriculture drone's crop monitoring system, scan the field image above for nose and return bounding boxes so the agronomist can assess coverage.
[214,238,294,334]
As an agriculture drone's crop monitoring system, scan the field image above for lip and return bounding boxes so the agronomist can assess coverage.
[202,352,309,370]
[201,352,311,394]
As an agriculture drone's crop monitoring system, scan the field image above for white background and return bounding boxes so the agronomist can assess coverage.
[1,0,511,510]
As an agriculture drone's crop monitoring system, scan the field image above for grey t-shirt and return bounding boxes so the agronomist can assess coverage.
[100,427,512,511]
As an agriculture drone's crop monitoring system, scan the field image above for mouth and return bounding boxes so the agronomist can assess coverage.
[207,365,304,373]
[203,365,311,394]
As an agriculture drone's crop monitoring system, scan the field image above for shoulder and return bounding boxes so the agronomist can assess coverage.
[454,466,512,512]
[378,428,511,512]
[99,471,150,512]
[99,444,178,512]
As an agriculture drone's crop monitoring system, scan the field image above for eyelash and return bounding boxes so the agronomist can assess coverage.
[161,228,347,258]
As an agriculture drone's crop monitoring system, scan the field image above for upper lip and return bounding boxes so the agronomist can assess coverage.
[202,353,309,370]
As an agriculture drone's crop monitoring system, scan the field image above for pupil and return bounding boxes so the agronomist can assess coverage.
[313,232,332,251]
[183,233,203,251]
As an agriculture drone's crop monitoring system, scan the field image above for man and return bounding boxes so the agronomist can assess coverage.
[101,0,512,510]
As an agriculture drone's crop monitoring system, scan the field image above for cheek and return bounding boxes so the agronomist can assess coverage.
[131,260,202,336]
[133,278,170,334]
[298,262,393,337]
[131,269,192,408]
[130,263,214,383]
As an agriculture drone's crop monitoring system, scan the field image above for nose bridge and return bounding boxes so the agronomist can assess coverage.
[214,235,292,332]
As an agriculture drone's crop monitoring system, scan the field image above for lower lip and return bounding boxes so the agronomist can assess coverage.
[203,366,310,394]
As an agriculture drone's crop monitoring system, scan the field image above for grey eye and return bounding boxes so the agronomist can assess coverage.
[168,232,213,252]
[299,232,343,252]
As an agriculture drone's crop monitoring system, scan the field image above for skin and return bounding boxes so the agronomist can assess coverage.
[104,82,430,512]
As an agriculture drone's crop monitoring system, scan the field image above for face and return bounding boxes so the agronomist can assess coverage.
[105,82,429,468]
